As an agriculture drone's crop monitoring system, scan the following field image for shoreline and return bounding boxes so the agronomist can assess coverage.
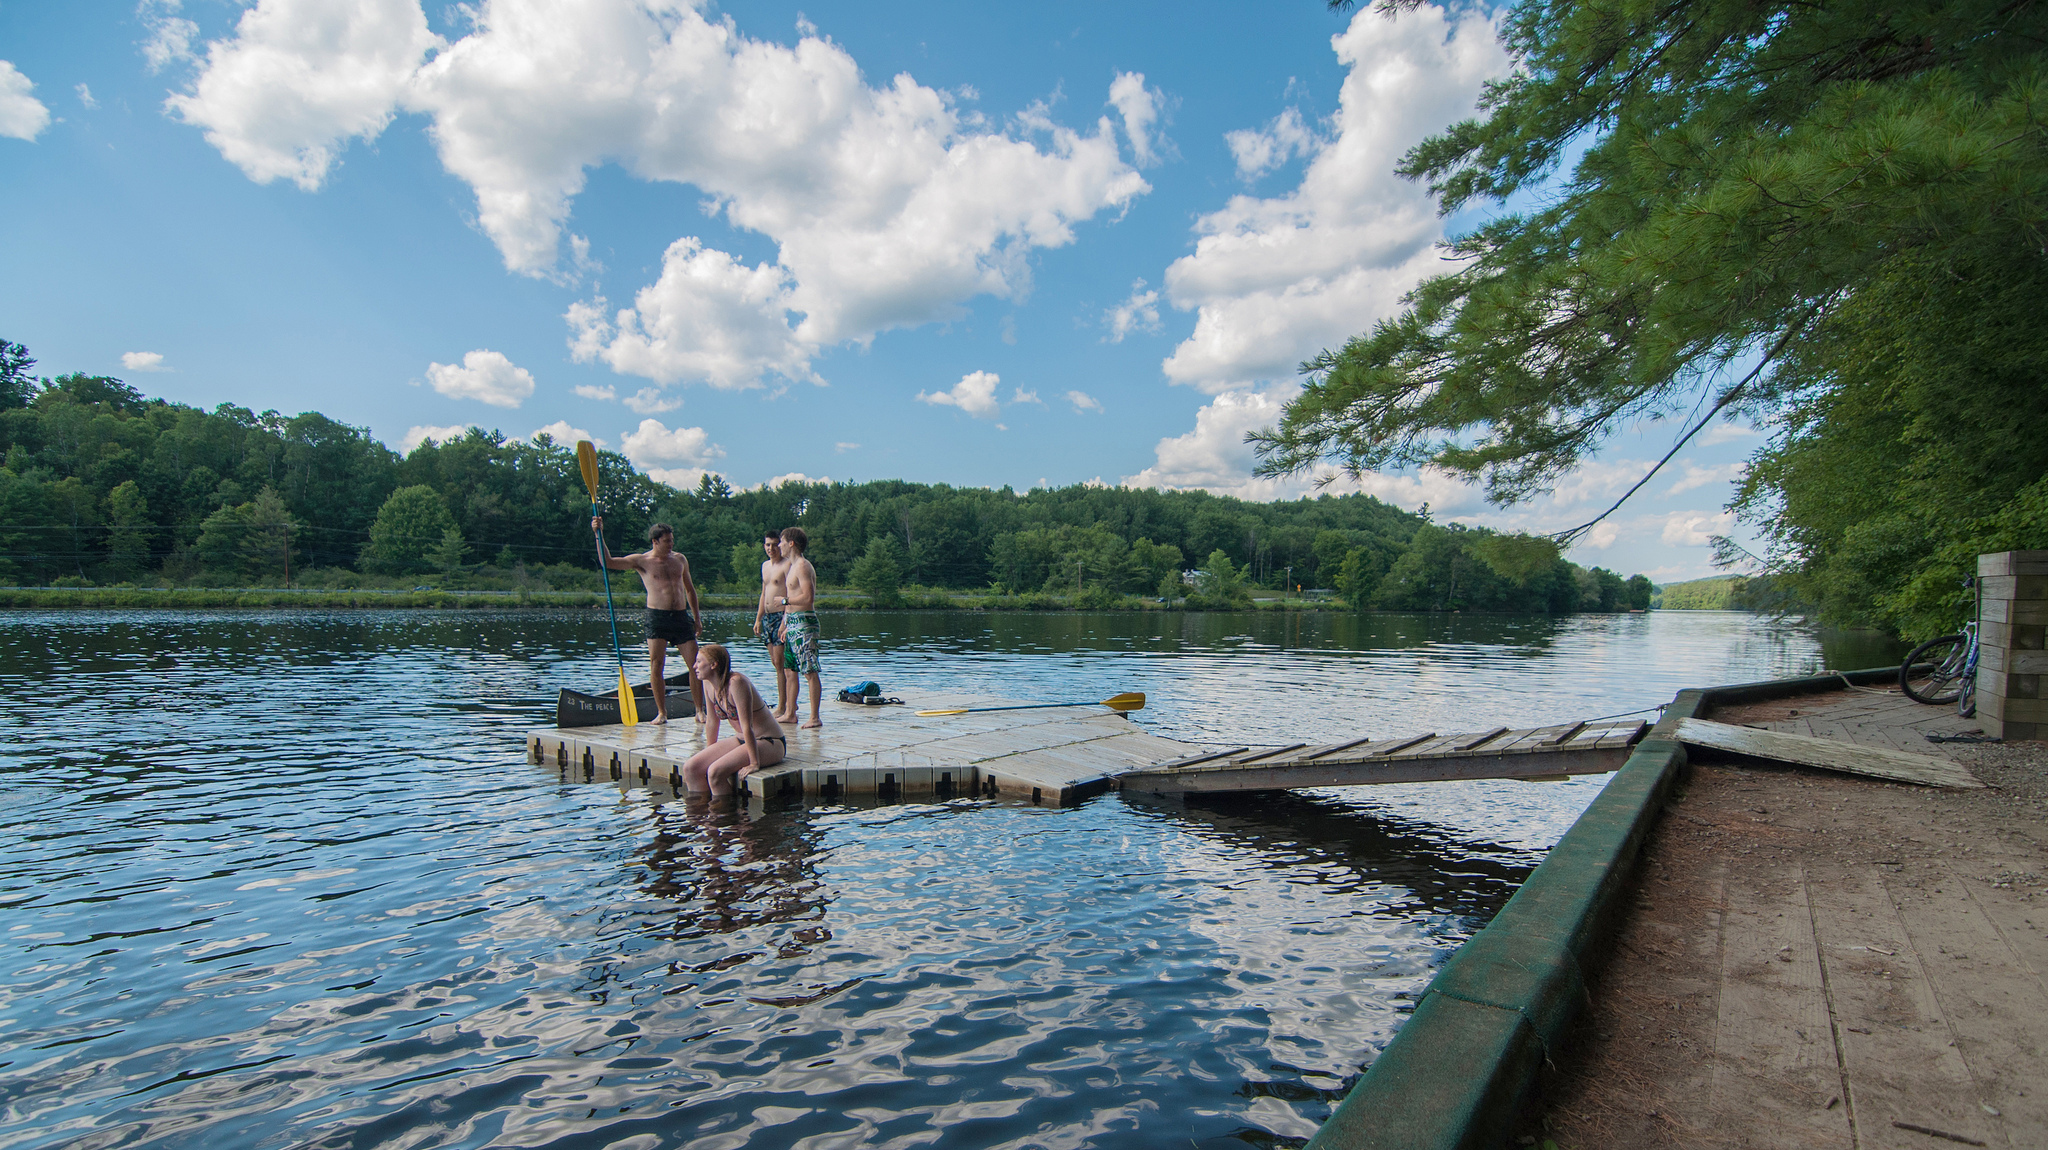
[0,586,1666,614]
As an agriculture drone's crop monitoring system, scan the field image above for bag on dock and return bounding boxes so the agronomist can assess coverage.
[836,681,901,705]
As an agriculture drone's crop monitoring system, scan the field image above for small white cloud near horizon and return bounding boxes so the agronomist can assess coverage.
[75,83,96,110]
[1066,390,1104,413]
[399,423,473,453]
[529,420,602,447]
[1667,462,1746,496]
[619,418,726,478]
[0,61,53,141]
[834,442,860,453]
[623,386,683,415]
[121,351,169,372]
[1700,422,1762,446]
[754,471,830,490]
[572,383,616,401]
[917,370,1003,419]
[1010,387,1043,406]
[425,349,535,408]
[1662,510,1737,547]
[1104,279,1161,343]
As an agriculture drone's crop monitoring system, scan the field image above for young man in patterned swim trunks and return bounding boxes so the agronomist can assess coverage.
[592,518,703,724]
[751,530,798,723]
[775,526,824,729]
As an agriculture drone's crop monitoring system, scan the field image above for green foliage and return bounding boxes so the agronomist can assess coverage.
[0,340,34,411]
[1192,549,1252,608]
[850,534,905,606]
[192,486,297,583]
[728,541,762,591]
[430,526,468,574]
[1733,249,2048,637]
[362,486,458,575]
[1264,0,2048,506]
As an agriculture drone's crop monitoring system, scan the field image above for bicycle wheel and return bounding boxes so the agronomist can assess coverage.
[1900,634,1968,705]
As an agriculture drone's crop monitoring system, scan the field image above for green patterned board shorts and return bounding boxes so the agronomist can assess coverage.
[782,611,821,675]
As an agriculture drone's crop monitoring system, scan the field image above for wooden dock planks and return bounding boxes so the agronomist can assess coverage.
[528,694,1185,806]
[1117,720,1648,794]
[1672,718,1984,788]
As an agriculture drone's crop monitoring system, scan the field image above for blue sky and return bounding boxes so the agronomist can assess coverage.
[1,0,1763,581]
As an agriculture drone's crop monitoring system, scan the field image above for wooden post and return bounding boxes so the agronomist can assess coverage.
[1977,550,2048,741]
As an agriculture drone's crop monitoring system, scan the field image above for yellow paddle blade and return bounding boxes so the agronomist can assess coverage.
[618,667,639,726]
[1102,692,1146,712]
[915,708,971,716]
[576,440,601,501]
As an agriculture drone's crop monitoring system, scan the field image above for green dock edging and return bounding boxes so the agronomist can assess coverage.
[1305,666,1903,1150]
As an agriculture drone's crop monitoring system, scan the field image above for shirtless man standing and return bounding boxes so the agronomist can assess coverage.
[774,526,824,729]
[592,518,703,724]
[750,530,798,723]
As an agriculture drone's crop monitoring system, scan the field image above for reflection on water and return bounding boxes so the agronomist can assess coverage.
[0,608,1852,1148]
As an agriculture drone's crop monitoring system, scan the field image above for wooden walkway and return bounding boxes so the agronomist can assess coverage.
[1118,719,1648,794]
[1534,686,2041,1148]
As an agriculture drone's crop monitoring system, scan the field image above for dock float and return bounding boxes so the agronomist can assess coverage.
[527,695,1650,805]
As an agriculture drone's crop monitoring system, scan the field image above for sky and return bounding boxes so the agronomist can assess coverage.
[0,0,1766,582]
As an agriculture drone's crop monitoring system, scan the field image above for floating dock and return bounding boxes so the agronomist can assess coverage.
[526,694,1651,804]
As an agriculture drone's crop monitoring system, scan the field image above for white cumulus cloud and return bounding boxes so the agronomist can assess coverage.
[1225,106,1317,181]
[0,61,52,141]
[165,0,439,190]
[173,0,1151,390]
[425,349,536,408]
[620,417,724,468]
[572,383,616,401]
[400,423,473,452]
[917,370,1003,419]
[623,386,682,414]
[139,0,201,72]
[1661,511,1736,547]
[1066,390,1103,413]
[1159,5,1508,393]
[76,83,97,109]
[754,471,829,490]
[1699,421,1762,446]
[1011,388,1043,406]
[121,351,169,372]
[1103,279,1161,342]
[1108,71,1164,165]
[529,420,601,447]
[1666,462,1746,496]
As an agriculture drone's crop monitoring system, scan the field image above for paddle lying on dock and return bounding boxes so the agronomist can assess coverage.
[916,692,1146,717]
[576,439,638,727]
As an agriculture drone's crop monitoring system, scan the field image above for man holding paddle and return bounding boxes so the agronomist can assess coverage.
[592,518,704,724]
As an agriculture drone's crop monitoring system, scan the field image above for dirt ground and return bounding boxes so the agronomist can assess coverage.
[1519,690,2048,1150]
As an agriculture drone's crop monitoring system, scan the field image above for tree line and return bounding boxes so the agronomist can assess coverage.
[0,340,1652,611]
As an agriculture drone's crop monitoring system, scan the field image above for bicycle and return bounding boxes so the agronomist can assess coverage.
[1899,575,1979,717]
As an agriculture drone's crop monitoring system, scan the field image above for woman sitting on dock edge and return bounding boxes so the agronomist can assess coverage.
[684,643,786,795]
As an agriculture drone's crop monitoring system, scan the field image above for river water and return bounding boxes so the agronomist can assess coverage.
[0,609,1899,1149]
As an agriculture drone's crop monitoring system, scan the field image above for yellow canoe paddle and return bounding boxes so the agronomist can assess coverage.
[576,440,638,726]
[916,692,1145,717]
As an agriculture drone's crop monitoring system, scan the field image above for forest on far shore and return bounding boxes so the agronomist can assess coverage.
[0,342,1654,613]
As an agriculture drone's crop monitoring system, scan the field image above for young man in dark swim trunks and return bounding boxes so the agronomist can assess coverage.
[592,518,703,724]
[751,530,798,723]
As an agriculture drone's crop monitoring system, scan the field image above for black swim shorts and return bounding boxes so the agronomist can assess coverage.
[646,608,697,644]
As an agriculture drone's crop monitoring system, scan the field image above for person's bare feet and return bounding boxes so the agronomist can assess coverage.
[652,713,668,725]
[801,716,823,729]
